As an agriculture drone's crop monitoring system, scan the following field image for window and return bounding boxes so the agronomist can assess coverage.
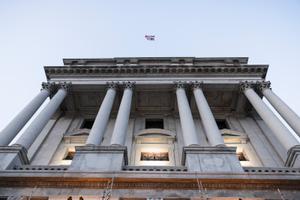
[237,152,248,161]
[64,150,75,160]
[133,129,176,166]
[145,118,164,129]
[81,119,94,129]
[216,119,229,129]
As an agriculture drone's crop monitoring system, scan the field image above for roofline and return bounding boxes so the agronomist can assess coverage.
[63,57,249,65]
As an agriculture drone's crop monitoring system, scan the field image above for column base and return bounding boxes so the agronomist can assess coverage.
[285,145,300,168]
[69,145,128,171]
[0,145,29,170]
[182,146,244,172]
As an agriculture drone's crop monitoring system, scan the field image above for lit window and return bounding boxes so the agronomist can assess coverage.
[141,152,169,161]
[64,151,75,160]
[237,152,248,161]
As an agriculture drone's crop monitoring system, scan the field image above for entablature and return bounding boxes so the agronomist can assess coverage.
[45,64,268,81]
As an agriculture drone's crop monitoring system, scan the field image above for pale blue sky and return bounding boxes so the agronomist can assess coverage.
[0,1,300,134]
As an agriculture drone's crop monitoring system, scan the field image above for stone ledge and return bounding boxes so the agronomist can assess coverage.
[181,146,237,165]
[0,145,29,170]
[182,146,243,172]
[75,145,128,165]
[69,145,128,171]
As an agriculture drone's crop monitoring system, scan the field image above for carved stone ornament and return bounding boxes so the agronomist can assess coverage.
[174,81,187,89]
[107,81,118,89]
[239,81,254,92]
[41,82,55,93]
[59,82,72,91]
[123,81,135,89]
[191,81,203,89]
[258,80,271,91]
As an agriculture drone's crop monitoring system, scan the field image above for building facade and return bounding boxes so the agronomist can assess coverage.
[0,57,300,199]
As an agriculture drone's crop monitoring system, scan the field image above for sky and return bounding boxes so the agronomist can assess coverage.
[0,0,300,138]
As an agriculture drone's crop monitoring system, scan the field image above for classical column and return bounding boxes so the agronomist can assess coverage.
[192,82,224,146]
[110,82,134,146]
[12,82,70,150]
[0,82,53,146]
[240,82,299,151]
[86,82,117,145]
[175,82,199,146]
[259,81,300,137]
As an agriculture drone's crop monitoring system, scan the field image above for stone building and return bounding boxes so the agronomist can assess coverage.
[0,57,300,199]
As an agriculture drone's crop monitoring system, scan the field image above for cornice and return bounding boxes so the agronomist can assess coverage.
[44,64,268,80]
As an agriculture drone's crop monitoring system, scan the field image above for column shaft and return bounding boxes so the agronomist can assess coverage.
[193,87,224,146]
[86,87,117,145]
[262,87,300,137]
[176,86,199,146]
[0,88,50,146]
[12,87,67,150]
[243,86,299,151]
[110,86,133,146]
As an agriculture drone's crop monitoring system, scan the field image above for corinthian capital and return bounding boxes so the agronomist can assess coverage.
[59,82,72,91]
[239,81,254,92]
[107,81,118,89]
[174,81,187,89]
[123,81,135,89]
[191,81,203,89]
[41,82,55,93]
[258,81,271,91]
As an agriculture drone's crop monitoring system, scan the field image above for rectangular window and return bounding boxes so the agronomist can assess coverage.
[64,151,75,160]
[216,119,229,129]
[81,119,94,129]
[145,118,164,129]
[141,152,169,161]
[237,152,249,161]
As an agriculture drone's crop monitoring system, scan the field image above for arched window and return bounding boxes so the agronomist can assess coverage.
[132,128,176,166]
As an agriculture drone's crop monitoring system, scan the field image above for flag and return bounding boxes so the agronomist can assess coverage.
[145,35,155,41]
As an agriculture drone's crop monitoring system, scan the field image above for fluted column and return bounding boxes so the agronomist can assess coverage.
[110,82,134,146]
[0,82,54,146]
[259,81,300,138]
[175,82,199,146]
[240,82,299,151]
[86,82,117,145]
[12,82,70,150]
[192,82,224,146]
